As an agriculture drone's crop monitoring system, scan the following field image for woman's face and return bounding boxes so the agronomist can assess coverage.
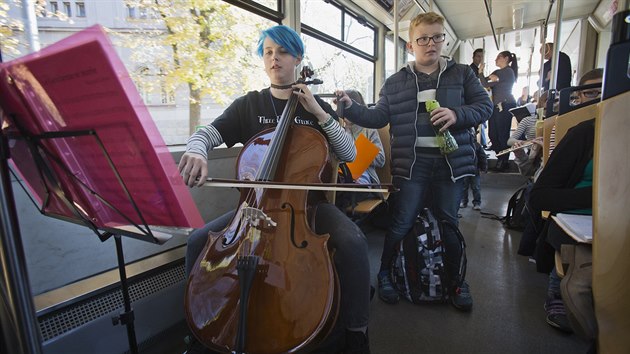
[262,37,301,85]
[407,22,444,68]
[495,55,508,68]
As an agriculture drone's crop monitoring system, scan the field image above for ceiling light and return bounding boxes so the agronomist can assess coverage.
[513,5,525,30]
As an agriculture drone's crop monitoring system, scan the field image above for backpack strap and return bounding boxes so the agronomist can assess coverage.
[440,220,468,287]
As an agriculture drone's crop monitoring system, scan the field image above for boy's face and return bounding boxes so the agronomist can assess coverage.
[407,22,444,68]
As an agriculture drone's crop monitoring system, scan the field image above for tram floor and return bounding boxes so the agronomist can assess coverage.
[142,173,591,354]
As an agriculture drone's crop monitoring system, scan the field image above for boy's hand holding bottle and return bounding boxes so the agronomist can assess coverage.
[426,100,458,155]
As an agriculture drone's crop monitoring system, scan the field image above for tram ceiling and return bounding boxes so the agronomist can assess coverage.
[433,0,600,41]
[353,0,599,44]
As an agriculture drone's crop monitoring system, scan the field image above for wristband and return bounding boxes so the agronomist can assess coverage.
[318,114,335,128]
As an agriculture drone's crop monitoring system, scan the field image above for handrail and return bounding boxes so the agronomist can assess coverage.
[483,0,500,50]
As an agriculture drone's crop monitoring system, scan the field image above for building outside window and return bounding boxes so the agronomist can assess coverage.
[50,1,58,14]
[76,2,86,17]
[63,2,71,17]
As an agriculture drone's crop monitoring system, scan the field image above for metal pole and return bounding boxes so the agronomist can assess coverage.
[21,0,40,52]
[549,0,564,91]
[394,0,398,70]
[538,20,547,100]
[0,127,44,354]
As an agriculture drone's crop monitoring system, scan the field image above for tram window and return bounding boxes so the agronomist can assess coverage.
[344,13,375,56]
[301,0,342,39]
[302,33,374,102]
[250,0,278,11]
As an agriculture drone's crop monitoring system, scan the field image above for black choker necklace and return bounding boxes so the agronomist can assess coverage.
[270,83,295,89]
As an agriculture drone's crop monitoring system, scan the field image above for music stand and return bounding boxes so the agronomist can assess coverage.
[0,26,204,354]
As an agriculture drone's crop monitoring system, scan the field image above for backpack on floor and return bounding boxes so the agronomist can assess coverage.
[481,182,531,231]
[390,208,467,304]
[504,184,528,230]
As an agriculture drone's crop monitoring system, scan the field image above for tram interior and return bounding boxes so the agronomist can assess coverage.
[1,1,629,354]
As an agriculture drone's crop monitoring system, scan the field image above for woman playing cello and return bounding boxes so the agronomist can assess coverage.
[178,25,371,354]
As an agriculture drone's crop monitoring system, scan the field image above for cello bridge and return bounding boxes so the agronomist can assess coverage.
[242,206,277,228]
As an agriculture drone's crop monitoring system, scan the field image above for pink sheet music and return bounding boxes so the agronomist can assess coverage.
[0,25,204,238]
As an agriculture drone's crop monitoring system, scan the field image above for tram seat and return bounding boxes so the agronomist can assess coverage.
[541,115,557,166]
[346,125,391,216]
[555,103,599,145]
[593,90,630,352]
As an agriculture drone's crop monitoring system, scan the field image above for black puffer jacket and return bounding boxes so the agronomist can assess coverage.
[345,58,493,181]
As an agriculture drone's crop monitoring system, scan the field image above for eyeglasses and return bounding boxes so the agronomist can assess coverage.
[580,89,601,99]
[415,33,446,46]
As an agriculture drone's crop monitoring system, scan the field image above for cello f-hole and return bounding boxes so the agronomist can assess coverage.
[282,202,308,249]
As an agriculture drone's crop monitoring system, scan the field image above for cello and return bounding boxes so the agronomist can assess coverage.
[185,67,339,354]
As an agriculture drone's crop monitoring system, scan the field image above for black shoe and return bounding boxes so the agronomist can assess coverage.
[311,327,345,354]
[344,329,370,354]
[184,335,213,354]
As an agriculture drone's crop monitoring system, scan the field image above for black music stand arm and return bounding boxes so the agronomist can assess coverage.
[0,127,43,354]
[110,233,138,354]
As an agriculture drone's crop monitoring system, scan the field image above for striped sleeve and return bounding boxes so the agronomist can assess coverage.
[185,124,224,159]
[322,119,356,163]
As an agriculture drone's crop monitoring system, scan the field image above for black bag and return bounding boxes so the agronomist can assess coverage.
[504,185,528,230]
[481,183,530,231]
[390,208,467,304]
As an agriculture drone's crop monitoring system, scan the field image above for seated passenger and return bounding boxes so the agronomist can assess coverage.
[507,103,541,178]
[336,89,386,210]
[547,68,604,156]
[528,68,603,336]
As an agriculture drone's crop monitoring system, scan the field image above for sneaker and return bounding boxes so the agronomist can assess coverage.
[459,201,468,208]
[451,281,473,311]
[544,297,574,333]
[377,270,399,304]
[473,204,481,211]
[344,329,370,354]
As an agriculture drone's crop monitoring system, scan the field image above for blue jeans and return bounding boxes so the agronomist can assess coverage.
[185,203,370,330]
[381,157,465,282]
[460,174,481,206]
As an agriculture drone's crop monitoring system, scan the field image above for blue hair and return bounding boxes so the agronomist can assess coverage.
[256,25,305,58]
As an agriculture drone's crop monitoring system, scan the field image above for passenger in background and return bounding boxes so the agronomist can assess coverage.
[517,86,532,106]
[336,89,386,211]
[470,48,484,76]
[179,25,371,354]
[479,51,518,172]
[540,42,573,92]
[507,103,541,178]
[459,130,486,211]
[528,68,603,335]
[470,48,489,149]
[336,11,493,311]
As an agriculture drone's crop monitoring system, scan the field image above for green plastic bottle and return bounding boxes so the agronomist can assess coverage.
[425,100,458,155]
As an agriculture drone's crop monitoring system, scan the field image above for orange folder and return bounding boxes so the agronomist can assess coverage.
[346,133,379,181]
